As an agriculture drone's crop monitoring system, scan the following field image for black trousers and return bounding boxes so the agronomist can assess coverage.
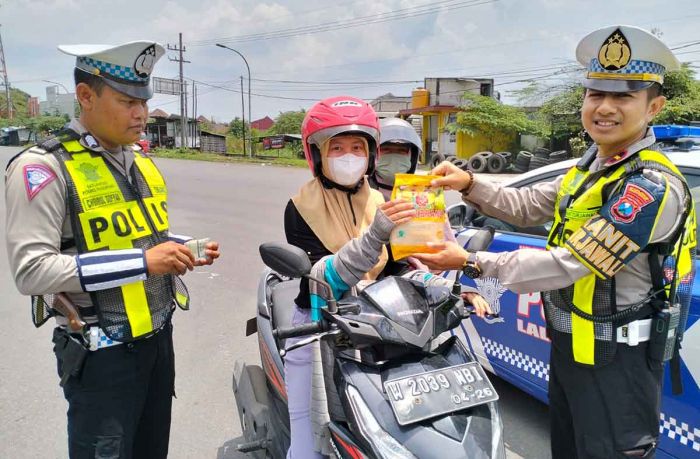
[549,340,663,459]
[53,324,175,459]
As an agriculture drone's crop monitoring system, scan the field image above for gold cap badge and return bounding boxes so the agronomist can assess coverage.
[598,28,632,70]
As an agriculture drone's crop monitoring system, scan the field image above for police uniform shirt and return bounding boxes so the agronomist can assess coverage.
[5,119,145,325]
[464,129,687,307]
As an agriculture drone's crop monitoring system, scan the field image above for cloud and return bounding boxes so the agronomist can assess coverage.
[4,0,700,121]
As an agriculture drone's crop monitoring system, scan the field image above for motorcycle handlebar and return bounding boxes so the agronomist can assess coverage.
[273,322,324,340]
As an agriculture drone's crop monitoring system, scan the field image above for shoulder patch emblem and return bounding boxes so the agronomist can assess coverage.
[23,164,56,200]
[610,183,655,223]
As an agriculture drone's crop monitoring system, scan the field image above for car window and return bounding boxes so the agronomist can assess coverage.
[474,170,563,238]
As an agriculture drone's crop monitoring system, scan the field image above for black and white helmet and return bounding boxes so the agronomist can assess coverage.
[378,117,422,173]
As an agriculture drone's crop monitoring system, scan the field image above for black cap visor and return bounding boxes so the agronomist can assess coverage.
[101,74,153,100]
[582,77,655,93]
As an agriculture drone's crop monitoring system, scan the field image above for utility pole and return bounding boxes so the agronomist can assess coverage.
[240,76,246,156]
[0,24,12,119]
[191,80,195,148]
[184,80,188,145]
[167,33,190,149]
[215,44,252,157]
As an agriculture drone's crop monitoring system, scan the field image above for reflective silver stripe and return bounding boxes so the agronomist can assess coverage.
[80,257,145,277]
[84,272,148,292]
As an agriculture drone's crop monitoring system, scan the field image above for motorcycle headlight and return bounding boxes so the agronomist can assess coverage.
[346,385,417,459]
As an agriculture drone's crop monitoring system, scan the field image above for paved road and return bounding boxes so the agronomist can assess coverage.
[0,146,549,458]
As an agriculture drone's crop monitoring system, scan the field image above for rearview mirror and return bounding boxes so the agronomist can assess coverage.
[259,242,312,278]
[465,226,494,252]
[447,203,475,229]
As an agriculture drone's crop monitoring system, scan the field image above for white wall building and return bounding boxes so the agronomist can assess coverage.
[39,85,75,117]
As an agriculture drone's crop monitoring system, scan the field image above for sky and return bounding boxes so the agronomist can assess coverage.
[2,0,699,123]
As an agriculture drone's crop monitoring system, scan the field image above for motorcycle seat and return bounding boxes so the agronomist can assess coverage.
[270,279,300,346]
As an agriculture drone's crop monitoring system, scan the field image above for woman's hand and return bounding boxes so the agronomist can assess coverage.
[462,291,493,318]
[379,199,415,225]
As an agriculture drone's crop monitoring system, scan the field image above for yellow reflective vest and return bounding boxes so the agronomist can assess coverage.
[545,149,695,366]
[50,135,189,341]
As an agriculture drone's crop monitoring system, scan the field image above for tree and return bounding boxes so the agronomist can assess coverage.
[520,64,700,138]
[448,93,546,150]
[271,109,305,135]
[0,87,31,118]
[536,84,584,142]
[28,115,68,134]
[228,117,246,139]
[0,114,66,131]
[654,64,700,125]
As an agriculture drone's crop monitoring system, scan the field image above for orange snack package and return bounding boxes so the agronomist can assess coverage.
[389,174,446,260]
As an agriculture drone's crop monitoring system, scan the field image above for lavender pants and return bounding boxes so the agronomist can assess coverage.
[284,306,326,459]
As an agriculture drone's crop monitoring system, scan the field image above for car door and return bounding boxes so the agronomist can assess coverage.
[658,166,700,459]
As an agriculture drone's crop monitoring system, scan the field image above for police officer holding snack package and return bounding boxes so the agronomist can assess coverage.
[414,25,695,458]
[5,41,220,458]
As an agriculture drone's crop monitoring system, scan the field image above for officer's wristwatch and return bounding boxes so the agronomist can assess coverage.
[462,252,482,279]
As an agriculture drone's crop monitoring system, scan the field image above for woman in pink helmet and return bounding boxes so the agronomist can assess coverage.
[284,96,488,458]
[284,96,420,458]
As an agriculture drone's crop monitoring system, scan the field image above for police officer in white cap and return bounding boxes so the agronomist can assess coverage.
[5,41,220,458]
[412,25,695,458]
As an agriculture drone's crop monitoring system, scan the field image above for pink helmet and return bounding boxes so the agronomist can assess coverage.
[301,95,379,177]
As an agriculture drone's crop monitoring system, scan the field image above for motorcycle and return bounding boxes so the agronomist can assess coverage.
[233,228,506,458]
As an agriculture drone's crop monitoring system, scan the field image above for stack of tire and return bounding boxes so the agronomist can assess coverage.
[467,151,512,174]
[512,148,570,173]
[429,153,446,169]
[513,151,532,173]
[528,147,552,170]
[446,156,470,172]
[528,148,569,171]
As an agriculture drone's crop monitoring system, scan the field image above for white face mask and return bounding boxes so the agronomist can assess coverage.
[376,154,412,182]
[328,154,368,186]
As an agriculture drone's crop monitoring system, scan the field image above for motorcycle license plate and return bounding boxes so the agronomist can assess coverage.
[383,362,498,426]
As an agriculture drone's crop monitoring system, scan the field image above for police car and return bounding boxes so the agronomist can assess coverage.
[448,126,700,459]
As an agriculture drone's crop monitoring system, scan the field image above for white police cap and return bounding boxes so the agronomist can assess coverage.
[58,41,165,100]
[576,25,680,93]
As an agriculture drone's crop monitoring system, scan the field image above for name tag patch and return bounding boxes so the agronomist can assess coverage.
[23,164,56,200]
[566,215,641,278]
[610,183,654,223]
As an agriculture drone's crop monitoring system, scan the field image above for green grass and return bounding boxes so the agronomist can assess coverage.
[150,148,308,168]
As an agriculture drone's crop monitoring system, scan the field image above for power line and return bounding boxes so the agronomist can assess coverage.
[670,40,700,51]
[246,13,700,78]
[191,79,320,101]
[249,77,422,85]
[190,0,496,46]
[191,0,484,45]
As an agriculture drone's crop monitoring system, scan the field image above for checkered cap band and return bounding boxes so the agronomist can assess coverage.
[77,56,149,83]
[589,58,665,77]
